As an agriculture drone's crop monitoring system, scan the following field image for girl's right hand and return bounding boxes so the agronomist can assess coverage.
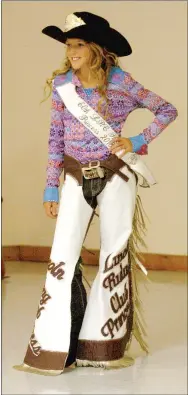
[43,202,58,219]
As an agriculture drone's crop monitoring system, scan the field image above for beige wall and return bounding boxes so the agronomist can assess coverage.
[2,1,187,255]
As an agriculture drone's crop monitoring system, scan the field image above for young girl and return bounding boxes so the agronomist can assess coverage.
[14,11,178,376]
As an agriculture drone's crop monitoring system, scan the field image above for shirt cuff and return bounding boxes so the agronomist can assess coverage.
[129,134,147,153]
[43,187,59,203]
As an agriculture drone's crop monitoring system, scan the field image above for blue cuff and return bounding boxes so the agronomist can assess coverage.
[129,134,147,152]
[43,187,59,203]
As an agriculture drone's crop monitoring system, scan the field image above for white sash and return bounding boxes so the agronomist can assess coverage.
[56,82,157,187]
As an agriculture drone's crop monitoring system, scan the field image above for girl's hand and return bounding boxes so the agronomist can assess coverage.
[43,202,58,219]
[110,137,133,158]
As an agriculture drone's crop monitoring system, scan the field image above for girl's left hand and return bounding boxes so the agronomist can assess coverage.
[110,137,133,158]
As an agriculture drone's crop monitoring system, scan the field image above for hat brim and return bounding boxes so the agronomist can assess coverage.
[42,25,132,57]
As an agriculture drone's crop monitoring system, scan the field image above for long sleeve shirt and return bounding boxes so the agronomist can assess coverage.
[44,66,178,202]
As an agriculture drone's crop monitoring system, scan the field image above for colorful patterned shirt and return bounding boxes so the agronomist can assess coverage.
[44,66,178,202]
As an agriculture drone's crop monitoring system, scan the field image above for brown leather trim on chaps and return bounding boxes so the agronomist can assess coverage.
[24,346,67,370]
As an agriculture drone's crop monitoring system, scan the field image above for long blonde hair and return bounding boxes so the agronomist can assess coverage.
[41,42,120,117]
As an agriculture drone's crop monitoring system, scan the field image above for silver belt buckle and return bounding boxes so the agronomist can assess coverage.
[82,161,105,179]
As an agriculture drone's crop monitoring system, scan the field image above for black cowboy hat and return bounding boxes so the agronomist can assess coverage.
[42,11,132,57]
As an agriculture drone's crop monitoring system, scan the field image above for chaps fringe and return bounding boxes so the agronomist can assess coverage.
[76,356,135,369]
[127,194,149,354]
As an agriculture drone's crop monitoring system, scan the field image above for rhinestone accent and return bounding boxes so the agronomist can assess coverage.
[64,14,86,32]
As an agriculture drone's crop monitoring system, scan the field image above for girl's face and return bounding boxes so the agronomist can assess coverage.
[66,38,91,70]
